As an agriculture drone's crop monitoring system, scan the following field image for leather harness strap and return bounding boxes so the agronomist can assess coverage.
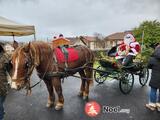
[59,45,69,68]
[25,43,52,94]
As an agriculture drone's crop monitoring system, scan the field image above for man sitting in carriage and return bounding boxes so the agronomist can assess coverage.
[115,33,141,67]
[122,33,141,66]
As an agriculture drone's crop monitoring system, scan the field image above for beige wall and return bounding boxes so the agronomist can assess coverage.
[4,44,14,54]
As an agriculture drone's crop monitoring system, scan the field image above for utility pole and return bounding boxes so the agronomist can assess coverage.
[141,30,144,52]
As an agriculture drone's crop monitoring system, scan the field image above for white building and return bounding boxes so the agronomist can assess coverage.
[4,43,14,54]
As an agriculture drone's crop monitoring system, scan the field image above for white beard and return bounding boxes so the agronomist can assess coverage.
[124,38,132,46]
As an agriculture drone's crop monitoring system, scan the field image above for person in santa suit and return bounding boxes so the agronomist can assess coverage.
[122,33,141,66]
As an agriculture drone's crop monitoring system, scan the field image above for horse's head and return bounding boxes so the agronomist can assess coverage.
[10,42,36,90]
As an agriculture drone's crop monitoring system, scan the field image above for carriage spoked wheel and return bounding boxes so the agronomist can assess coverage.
[94,66,108,84]
[139,67,149,86]
[119,72,134,94]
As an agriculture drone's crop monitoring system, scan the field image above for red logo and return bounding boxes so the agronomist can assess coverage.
[85,101,101,117]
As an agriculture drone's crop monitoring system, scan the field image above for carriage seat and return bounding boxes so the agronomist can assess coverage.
[122,62,141,72]
[107,46,117,57]
[99,59,118,70]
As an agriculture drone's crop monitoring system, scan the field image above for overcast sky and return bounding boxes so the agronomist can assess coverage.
[0,0,160,41]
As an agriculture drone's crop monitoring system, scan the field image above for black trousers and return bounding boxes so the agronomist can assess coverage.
[122,55,134,66]
[117,58,123,65]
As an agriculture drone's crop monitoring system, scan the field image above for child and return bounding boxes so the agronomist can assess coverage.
[146,45,160,111]
[115,40,127,64]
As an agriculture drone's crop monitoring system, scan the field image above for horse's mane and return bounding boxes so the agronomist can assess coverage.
[14,41,53,67]
[30,41,53,66]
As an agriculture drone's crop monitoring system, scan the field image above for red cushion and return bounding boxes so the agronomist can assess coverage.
[55,48,79,63]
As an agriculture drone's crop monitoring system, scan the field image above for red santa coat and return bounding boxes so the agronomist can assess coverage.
[128,41,141,56]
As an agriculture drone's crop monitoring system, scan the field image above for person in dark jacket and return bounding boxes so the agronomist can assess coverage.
[146,44,160,111]
[0,43,11,120]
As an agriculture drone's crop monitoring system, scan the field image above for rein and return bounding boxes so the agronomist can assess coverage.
[25,44,53,95]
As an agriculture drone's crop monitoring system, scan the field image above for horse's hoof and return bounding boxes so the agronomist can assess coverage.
[55,105,63,110]
[78,92,83,97]
[83,96,89,101]
[46,103,54,108]
[55,103,63,110]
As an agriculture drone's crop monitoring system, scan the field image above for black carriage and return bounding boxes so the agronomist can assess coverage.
[94,46,149,94]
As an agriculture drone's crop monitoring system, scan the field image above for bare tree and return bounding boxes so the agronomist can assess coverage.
[93,32,105,49]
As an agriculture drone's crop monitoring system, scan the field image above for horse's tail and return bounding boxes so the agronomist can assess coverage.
[84,47,95,87]
[76,42,95,86]
[86,61,94,87]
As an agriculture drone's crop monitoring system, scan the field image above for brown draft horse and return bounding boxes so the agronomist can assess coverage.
[10,41,94,110]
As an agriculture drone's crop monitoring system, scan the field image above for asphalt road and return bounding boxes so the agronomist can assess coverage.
[4,71,160,120]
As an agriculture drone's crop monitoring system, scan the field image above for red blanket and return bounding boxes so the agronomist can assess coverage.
[55,48,79,63]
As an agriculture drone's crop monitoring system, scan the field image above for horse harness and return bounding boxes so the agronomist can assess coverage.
[13,44,53,95]
[17,44,93,94]
[24,44,66,92]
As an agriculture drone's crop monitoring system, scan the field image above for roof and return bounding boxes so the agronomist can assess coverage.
[53,37,70,42]
[66,36,96,45]
[0,16,35,36]
[52,37,71,47]
[105,32,126,40]
[82,36,96,42]
[66,37,78,45]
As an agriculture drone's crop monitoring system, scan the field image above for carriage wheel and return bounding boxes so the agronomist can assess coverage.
[119,72,134,94]
[139,67,149,86]
[94,66,108,84]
